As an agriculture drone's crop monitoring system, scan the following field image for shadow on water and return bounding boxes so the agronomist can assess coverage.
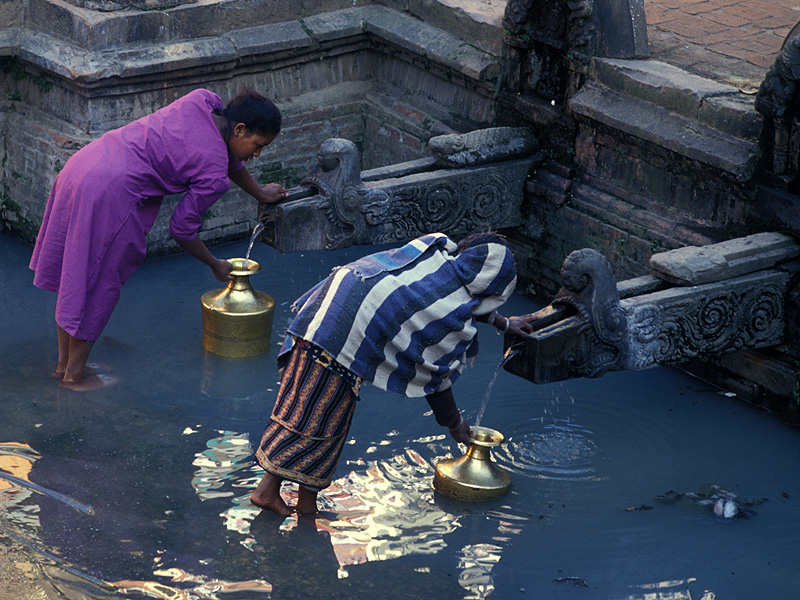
[3,233,800,599]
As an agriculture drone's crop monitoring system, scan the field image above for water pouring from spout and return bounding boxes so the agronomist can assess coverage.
[245,221,265,263]
[432,344,522,501]
[474,344,522,428]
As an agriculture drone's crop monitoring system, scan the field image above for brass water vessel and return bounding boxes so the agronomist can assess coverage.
[433,426,512,501]
[201,258,275,358]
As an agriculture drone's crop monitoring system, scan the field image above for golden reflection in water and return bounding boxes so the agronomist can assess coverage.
[195,431,519,598]
[0,441,41,532]
[113,568,271,600]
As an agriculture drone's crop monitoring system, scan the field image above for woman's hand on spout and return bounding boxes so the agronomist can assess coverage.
[260,183,288,204]
[506,315,535,337]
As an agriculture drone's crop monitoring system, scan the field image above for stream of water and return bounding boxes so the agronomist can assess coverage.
[3,233,800,600]
[244,221,265,263]
[474,345,521,429]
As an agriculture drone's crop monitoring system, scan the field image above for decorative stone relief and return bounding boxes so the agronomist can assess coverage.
[755,35,800,189]
[500,0,647,102]
[60,0,195,10]
[549,248,627,377]
[259,131,539,253]
[626,274,787,371]
[504,235,797,384]
[298,138,389,250]
[377,171,519,244]
[428,127,539,168]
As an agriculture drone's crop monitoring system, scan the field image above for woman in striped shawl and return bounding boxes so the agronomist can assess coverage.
[251,231,535,515]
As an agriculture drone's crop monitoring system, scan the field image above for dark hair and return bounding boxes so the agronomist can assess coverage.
[456,231,508,254]
[220,89,281,137]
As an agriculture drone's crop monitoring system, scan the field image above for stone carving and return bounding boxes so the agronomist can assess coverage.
[60,0,194,10]
[755,37,800,123]
[549,249,627,377]
[502,0,596,58]
[260,132,538,253]
[629,276,786,370]
[378,171,518,243]
[428,127,539,168]
[501,0,647,102]
[502,0,584,101]
[299,138,389,250]
[503,234,797,384]
[755,36,800,185]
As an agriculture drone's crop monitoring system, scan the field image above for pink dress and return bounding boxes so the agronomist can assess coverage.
[29,89,244,341]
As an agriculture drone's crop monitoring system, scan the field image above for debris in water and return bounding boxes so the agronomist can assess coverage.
[553,576,589,587]
[653,484,765,519]
[713,498,738,519]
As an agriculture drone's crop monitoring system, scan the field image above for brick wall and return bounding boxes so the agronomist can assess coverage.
[512,118,757,297]
[1,43,496,250]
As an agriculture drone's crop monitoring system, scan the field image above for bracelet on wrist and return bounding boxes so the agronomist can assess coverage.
[448,415,464,431]
[496,316,510,335]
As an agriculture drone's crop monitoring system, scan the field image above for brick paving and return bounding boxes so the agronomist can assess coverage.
[644,0,800,91]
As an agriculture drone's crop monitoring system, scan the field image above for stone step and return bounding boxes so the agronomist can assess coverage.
[649,231,800,285]
[569,79,759,181]
[589,58,762,142]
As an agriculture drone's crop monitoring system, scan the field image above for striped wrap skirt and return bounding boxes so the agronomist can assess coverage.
[255,339,360,491]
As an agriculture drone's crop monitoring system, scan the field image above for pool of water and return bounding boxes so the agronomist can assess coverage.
[2,233,800,599]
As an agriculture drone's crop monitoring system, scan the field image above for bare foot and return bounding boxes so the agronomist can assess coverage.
[53,363,106,380]
[60,373,118,392]
[250,473,293,515]
[250,490,292,515]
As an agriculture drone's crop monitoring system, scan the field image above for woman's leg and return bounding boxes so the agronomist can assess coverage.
[250,472,292,515]
[296,486,319,515]
[53,324,71,378]
[62,335,94,384]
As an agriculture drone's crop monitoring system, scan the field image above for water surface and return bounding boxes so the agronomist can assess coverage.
[2,233,800,599]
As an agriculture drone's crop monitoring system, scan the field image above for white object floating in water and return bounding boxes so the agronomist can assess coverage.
[713,498,738,519]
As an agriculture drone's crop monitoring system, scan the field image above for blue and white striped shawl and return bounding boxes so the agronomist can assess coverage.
[280,233,517,397]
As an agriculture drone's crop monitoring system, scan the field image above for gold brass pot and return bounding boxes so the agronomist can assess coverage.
[201,258,275,358]
[433,426,512,501]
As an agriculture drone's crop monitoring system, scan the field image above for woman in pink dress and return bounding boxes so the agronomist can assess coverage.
[30,88,287,390]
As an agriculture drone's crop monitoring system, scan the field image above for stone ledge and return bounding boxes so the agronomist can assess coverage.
[569,80,759,181]
[407,0,505,56]
[361,5,500,81]
[591,58,762,142]
[649,231,800,285]
[6,5,500,86]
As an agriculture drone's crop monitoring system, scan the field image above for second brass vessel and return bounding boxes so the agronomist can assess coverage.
[201,258,275,358]
[433,426,512,501]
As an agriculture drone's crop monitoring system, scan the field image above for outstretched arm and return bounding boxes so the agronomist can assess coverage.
[477,311,538,337]
[426,388,471,445]
[176,236,233,282]
[229,167,287,204]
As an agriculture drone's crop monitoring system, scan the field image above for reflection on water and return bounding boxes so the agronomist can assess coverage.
[496,420,599,480]
[0,442,40,532]
[194,430,505,598]
[113,568,272,600]
[4,234,800,600]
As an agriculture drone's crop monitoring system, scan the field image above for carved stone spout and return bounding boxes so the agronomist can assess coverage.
[504,232,800,384]
[258,128,541,252]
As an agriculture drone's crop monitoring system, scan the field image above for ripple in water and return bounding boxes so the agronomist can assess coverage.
[494,420,597,480]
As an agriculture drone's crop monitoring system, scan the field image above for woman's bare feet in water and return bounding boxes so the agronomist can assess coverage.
[60,372,118,392]
[52,362,106,379]
[250,473,293,515]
